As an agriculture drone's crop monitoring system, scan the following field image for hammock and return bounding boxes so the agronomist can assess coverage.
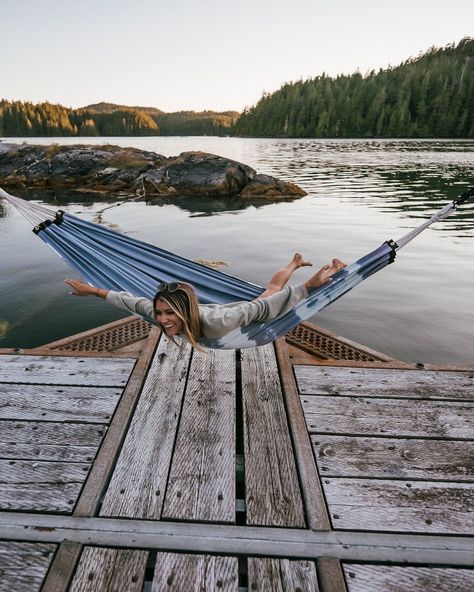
[1,187,472,349]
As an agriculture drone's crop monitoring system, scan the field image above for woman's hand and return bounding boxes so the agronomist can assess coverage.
[305,259,347,290]
[64,278,99,297]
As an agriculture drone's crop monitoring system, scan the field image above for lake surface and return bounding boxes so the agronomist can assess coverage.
[0,137,473,364]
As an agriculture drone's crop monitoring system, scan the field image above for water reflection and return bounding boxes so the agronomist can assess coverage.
[3,139,474,230]
[147,194,298,216]
[9,138,473,233]
[253,140,474,236]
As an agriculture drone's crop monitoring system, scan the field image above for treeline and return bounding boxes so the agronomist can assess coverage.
[0,102,160,136]
[1,38,472,138]
[0,100,238,137]
[234,38,474,138]
[157,111,238,136]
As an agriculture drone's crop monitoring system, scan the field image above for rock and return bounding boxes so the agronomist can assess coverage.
[165,151,256,197]
[0,143,307,200]
[240,173,307,198]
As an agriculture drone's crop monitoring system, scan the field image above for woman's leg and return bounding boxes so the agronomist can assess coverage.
[258,253,312,299]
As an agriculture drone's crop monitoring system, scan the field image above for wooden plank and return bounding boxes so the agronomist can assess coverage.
[302,396,473,439]
[40,542,82,592]
[0,482,83,512]
[1,459,89,483]
[41,332,161,590]
[0,541,56,592]
[0,383,121,423]
[69,546,148,592]
[343,564,474,592]
[162,349,236,523]
[312,435,474,481]
[0,458,87,512]
[0,420,104,461]
[317,558,347,592]
[248,557,319,591]
[100,336,192,518]
[295,366,474,400]
[241,344,305,527]
[275,339,331,531]
[74,326,160,516]
[2,512,474,565]
[323,478,473,534]
[152,553,238,591]
[0,354,135,386]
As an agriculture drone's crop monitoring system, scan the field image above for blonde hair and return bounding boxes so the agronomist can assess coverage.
[153,282,202,349]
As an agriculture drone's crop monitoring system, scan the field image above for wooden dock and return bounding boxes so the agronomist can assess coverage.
[0,318,473,591]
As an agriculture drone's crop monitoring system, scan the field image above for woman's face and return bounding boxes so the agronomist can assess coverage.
[155,299,184,336]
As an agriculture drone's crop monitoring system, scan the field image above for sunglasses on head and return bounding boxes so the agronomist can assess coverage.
[156,281,182,294]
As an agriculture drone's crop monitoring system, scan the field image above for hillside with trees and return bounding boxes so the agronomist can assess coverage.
[234,38,473,138]
[0,101,238,137]
[0,39,471,138]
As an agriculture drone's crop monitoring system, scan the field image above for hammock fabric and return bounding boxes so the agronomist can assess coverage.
[1,187,472,349]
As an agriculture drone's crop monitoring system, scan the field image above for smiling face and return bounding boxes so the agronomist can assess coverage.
[154,298,184,336]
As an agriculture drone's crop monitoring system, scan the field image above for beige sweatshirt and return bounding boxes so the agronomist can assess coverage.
[106,283,308,339]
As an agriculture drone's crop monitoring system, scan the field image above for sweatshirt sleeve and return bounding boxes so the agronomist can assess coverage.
[106,290,155,321]
[199,283,308,339]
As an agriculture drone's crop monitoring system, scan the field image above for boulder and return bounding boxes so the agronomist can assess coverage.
[0,143,307,200]
[240,173,307,199]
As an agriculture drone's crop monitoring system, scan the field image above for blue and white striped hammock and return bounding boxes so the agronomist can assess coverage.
[1,187,471,349]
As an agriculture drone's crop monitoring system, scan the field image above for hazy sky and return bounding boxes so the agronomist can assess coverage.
[3,0,473,112]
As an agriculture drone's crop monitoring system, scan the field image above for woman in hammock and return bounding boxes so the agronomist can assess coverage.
[65,254,346,348]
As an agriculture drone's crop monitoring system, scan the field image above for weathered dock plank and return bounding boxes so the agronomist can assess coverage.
[275,339,331,531]
[0,420,103,461]
[312,435,474,481]
[324,478,473,534]
[0,384,121,422]
[302,396,473,439]
[0,460,86,513]
[1,458,89,484]
[100,336,191,518]
[162,349,236,523]
[343,564,474,592]
[247,557,319,591]
[152,553,238,591]
[0,354,135,386]
[68,547,148,592]
[241,344,305,527]
[3,512,474,565]
[295,366,474,400]
[0,541,57,592]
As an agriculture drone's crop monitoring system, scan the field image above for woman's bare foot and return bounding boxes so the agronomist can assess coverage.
[305,258,347,290]
[292,252,312,269]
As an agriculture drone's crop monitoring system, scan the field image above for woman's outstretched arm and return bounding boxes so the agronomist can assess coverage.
[64,279,109,298]
[64,279,154,319]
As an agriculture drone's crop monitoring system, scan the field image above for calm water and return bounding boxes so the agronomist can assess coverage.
[0,137,473,364]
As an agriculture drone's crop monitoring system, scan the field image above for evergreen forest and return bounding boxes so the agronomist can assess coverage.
[0,101,238,137]
[0,38,472,138]
[234,38,473,138]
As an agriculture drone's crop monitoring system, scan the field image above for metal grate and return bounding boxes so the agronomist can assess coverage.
[48,318,152,352]
[286,324,385,362]
[45,316,387,361]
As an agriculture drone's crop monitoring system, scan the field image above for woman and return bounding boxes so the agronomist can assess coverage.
[65,253,346,348]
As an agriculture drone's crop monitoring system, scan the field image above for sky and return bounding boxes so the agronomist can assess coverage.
[3,0,473,113]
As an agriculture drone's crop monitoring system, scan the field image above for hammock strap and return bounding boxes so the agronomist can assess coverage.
[0,188,57,225]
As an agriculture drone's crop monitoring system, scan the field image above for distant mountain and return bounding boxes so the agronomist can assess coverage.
[234,37,474,138]
[81,102,165,115]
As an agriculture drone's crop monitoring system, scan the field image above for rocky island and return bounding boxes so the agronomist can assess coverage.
[0,143,307,200]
